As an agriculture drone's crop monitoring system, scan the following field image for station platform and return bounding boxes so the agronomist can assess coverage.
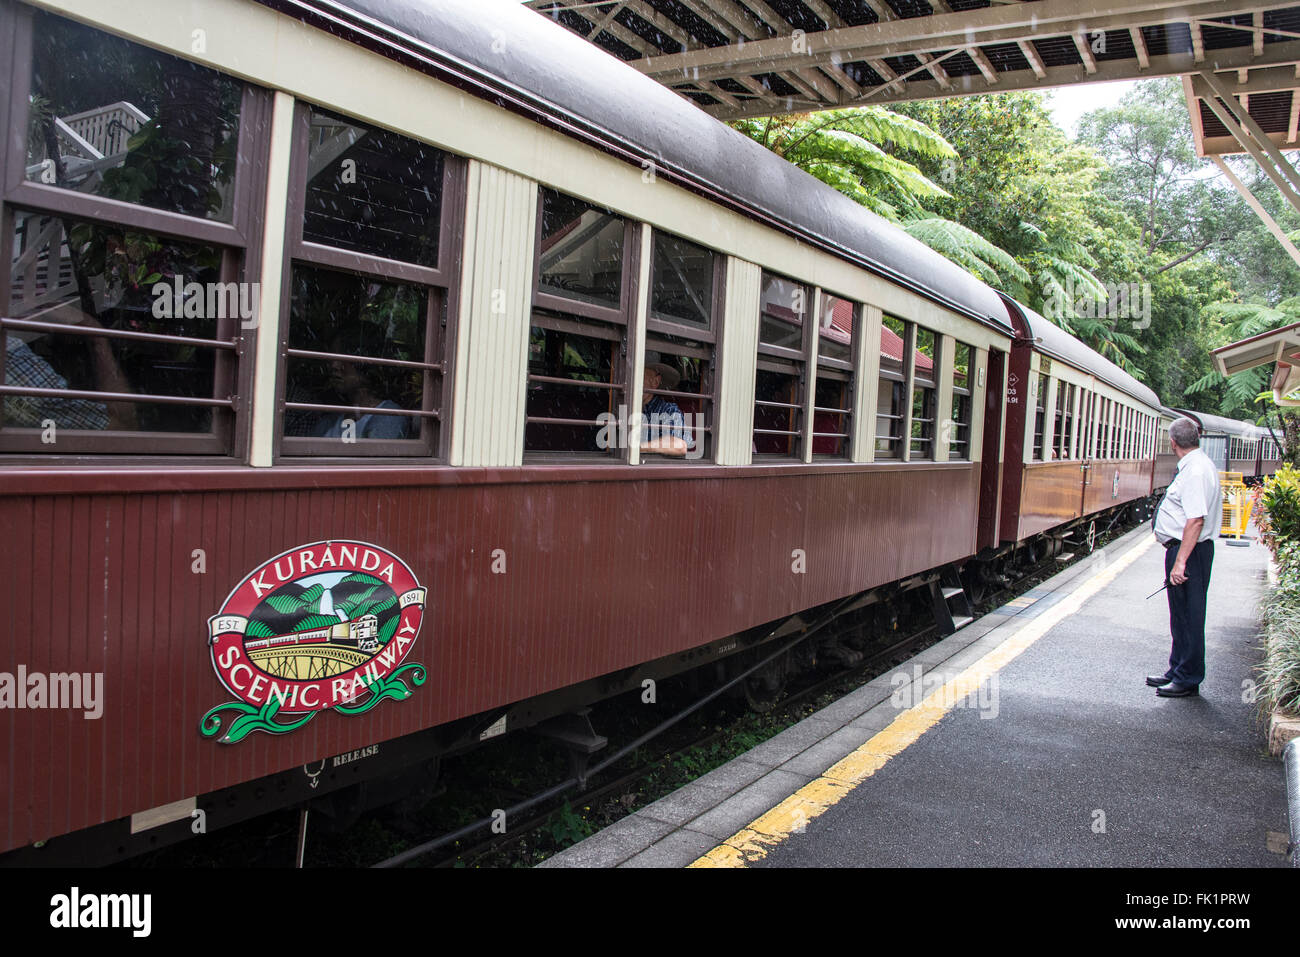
[539,525,1290,868]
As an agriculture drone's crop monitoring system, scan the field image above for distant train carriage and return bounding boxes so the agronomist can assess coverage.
[1176,410,1262,480]
[994,298,1160,552]
[1256,427,1285,479]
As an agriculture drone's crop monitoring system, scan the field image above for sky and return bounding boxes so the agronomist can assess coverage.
[1043,79,1141,137]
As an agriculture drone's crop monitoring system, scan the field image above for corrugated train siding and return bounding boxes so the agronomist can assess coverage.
[717,257,761,465]
[0,466,978,850]
[452,161,538,467]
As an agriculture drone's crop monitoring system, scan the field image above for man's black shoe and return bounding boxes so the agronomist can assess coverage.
[1146,675,1172,687]
[1156,682,1199,698]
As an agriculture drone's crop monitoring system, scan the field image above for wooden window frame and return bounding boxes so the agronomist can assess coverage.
[533,187,637,326]
[909,325,938,461]
[1032,373,1048,461]
[812,291,858,461]
[275,102,465,461]
[875,314,910,461]
[643,231,724,464]
[948,339,972,461]
[753,270,810,461]
[0,3,270,460]
[524,189,640,462]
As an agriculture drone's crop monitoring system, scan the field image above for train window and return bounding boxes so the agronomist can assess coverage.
[1104,399,1112,457]
[2,210,240,453]
[1032,373,1048,461]
[526,188,638,459]
[644,232,719,462]
[537,188,630,314]
[525,314,626,457]
[754,272,809,459]
[909,327,937,460]
[280,266,440,452]
[641,338,711,461]
[23,10,243,222]
[949,341,972,460]
[302,107,444,268]
[2,8,268,457]
[650,232,715,331]
[1112,402,1122,458]
[1092,393,1102,458]
[812,294,856,459]
[1079,390,1091,459]
[1101,400,1111,458]
[876,316,908,460]
[278,103,460,458]
[1055,382,1074,460]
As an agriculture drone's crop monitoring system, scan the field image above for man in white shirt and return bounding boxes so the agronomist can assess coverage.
[1147,417,1223,698]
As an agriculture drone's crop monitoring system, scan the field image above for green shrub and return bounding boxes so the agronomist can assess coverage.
[1259,541,1300,717]
[1258,465,1300,551]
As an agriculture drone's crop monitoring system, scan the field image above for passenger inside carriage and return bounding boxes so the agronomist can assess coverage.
[283,273,424,442]
[640,356,690,457]
[309,358,411,441]
[3,331,122,430]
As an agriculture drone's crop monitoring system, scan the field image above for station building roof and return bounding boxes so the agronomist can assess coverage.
[523,1,1300,121]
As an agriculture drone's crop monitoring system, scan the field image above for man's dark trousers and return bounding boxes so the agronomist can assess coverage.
[1164,538,1214,687]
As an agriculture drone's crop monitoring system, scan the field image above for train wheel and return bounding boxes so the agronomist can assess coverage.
[1085,520,1097,554]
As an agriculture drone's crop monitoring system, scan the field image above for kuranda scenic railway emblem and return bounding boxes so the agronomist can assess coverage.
[202,541,427,743]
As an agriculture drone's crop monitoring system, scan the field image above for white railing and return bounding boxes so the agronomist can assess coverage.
[61,101,149,159]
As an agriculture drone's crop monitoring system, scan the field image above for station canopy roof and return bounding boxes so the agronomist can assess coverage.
[526,1,1300,122]
[1212,321,1300,405]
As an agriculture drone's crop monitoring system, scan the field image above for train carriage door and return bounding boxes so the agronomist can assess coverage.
[977,348,1005,551]
[1079,389,1094,517]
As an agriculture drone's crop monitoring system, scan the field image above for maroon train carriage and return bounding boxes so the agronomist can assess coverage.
[0,0,1029,864]
[993,298,1161,560]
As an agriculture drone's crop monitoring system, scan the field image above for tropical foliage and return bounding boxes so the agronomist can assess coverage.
[732,77,1300,414]
[1185,299,1300,414]
[1256,476,1300,718]
[732,108,1031,288]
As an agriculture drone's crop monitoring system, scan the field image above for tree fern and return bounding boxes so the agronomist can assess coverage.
[903,217,1030,286]
[1187,299,1300,415]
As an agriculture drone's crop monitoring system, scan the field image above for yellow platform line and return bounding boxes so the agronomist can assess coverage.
[689,535,1156,868]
